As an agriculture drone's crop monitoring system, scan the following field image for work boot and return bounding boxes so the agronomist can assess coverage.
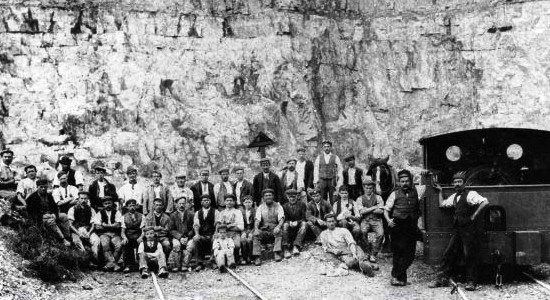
[113,264,122,272]
[193,265,203,272]
[181,266,189,272]
[391,278,406,286]
[428,278,449,288]
[123,266,131,273]
[284,249,292,259]
[254,257,262,266]
[219,265,227,273]
[292,246,300,256]
[359,261,374,277]
[274,251,282,262]
[465,281,477,291]
[158,268,169,279]
[141,269,150,279]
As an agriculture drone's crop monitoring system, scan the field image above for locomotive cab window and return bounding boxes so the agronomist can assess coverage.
[420,128,550,186]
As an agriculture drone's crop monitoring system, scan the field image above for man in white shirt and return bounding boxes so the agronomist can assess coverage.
[94,197,124,271]
[232,167,252,207]
[0,149,18,200]
[214,167,234,210]
[52,156,84,190]
[295,147,314,193]
[118,166,146,211]
[280,159,298,199]
[342,155,364,201]
[171,172,194,205]
[143,171,173,215]
[52,171,80,215]
[314,140,343,204]
[16,165,38,207]
[252,189,285,265]
[429,171,489,291]
[192,195,219,271]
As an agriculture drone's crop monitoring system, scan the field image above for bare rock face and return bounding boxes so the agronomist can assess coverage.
[0,0,549,178]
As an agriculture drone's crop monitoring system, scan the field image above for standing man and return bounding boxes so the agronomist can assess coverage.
[384,170,421,286]
[171,173,194,206]
[342,155,364,201]
[295,147,314,192]
[252,189,285,265]
[314,140,343,204]
[53,156,84,190]
[143,171,173,216]
[232,167,252,207]
[0,149,18,200]
[252,158,283,205]
[118,166,146,212]
[94,197,124,271]
[429,172,489,291]
[214,167,234,210]
[306,188,333,239]
[355,179,385,263]
[191,170,216,212]
[16,165,38,207]
[52,171,80,214]
[121,199,144,272]
[282,189,307,257]
[88,162,118,211]
[280,159,299,195]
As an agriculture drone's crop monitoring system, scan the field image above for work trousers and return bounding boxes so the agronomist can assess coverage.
[193,235,213,264]
[72,227,100,260]
[214,249,235,268]
[347,184,363,203]
[170,238,195,269]
[252,227,282,256]
[240,231,254,261]
[156,236,172,257]
[99,232,123,266]
[282,221,307,248]
[323,247,366,270]
[139,250,167,271]
[439,223,481,283]
[390,217,418,283]
[360,218,384,256]
[318,178,336,204]
[123,238,140,268]
[307,221,327,238]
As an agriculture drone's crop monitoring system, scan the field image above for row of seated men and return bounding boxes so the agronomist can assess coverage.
[24,175,384,278]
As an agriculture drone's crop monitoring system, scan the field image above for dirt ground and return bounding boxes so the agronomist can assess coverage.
[53,245,550,300]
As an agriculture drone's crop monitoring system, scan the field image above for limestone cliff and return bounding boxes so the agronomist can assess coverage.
[1,0,549,178]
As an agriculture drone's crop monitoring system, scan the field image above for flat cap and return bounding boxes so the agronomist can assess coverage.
[262,188,275,196]
[126,166,138,174]
[344,155,355,162]
[259,158,271,164]
[397,169,413,179]
[218,167,230,174]
[125,199,137,206]
[58,156,72,165]
[285,189,298,195]
[452,171,466,181]
[36,178,49,186]
[0,149,13,156]
[296,147,306,152]
[286,158,297,164]
[321,140,332,146]
[224,194,236,200]
[362,178,376,186]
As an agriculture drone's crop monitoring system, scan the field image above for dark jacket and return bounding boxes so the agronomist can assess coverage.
[300,160,315,189]
[191,181,216,211]
[283,201,307,222]
[143,184,174,216]
[232,179,253,205]
[169,210,194,240]
[26,191,58,224]
[342,167,365,197]
[306,200,333,223]
[252,171,283,205]
[241,207,256,231]
[142,212,171,238]
[88,179,118,210]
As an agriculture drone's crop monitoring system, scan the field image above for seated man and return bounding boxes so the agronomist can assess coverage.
[306,188,333,239]
[217,194,244,264]
[140,198,172,257]
[121,199,143,272]
[282,189,307,258]
[319,213,373,277]
[212,224,235,272]
[333,186,364,250]
[138,227,169,279]
[169,196,195,272]
[52,171,79,215]
[16,165,38,208]
[67,191,100,262]
[26,178,71,246]
[192,194,219,271]
[355,179,384,263]
[252,189,285,265]
[94,197,124,271]
[240,195,255,264]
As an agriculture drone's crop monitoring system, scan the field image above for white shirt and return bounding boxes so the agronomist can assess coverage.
[93,209,123,225]
[67,206,96,223]
[118,181,146,205]
[296,161,306,189]
[313,152,343,187]
[384,186,422,211]
[154,185,162,199]
[97,181,107,198]
[235,181,243,203]
[201,182,209,195]
[17,177,36,199]
[440,191,487,207]
[347,168,357,185]
[171,185,194,202]
[138,241,164,256]
[52,184,80,204]
[214,181,234,197]
[284,171,297,187]
[52,170,84,187]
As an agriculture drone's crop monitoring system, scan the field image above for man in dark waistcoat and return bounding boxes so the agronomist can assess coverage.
[384,169,420,286]
[121,199,143,272]
[355,179,384,263]
[192,194,219,271]
[342,155,364,201]
[252,189,285,266]
[429,171,489,291]
[67,191,100,261]
[282,189,307,258]
[94,197,124,271]
[313,140,343,204]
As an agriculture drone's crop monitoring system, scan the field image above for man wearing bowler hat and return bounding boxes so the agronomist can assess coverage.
[314,140,343,204]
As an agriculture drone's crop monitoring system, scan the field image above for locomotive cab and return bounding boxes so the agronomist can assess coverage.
[419,128,550,266]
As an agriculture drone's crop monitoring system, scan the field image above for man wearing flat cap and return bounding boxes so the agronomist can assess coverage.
[384,169,421,286]
[121,198,144,272]
[118,166,146,212]
[355,179,385,263]
[53,156,84,190]
[306,188,333,239]
[232,166,252,207]
[171,172,194,207]
[143,171,174,216]
[282,189,307,257]
[342,155,364,201]
[429,171,489,291]
[214,167,234,210]
[252,189,285,265]
[88,161,118,210]
[279,159,299,200]
[191,169,216,212]
[252,158,283,206]
[16,165,38,207]
[168,196,195,272]
[296,147,314,192]
[314,140,343,205]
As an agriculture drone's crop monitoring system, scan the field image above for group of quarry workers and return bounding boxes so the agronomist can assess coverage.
[0,140,488,291]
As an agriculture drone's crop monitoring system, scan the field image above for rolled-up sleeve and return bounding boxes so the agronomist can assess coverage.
[384,192,396,211]
[277,205,285,222]
[467,191,487,205]
[440,193,455,208]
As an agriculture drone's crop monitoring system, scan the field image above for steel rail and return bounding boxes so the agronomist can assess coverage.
[449,278,470,300]
[151,272,166,300]
[522,272,550,294]
[226,267,269,300]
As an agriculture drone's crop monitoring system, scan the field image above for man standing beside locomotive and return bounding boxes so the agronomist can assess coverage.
[384,169,421,286]
[429,171,489,291]
[313,140,343,204]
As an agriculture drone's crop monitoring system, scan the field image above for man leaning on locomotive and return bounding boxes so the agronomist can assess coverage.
[0,145,490,290]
